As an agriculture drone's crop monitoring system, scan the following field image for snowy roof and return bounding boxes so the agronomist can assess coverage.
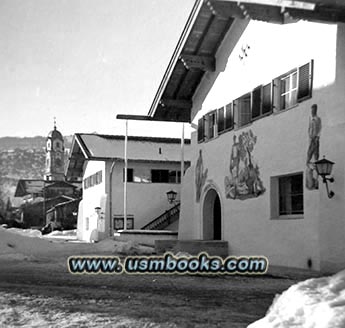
[76,133,190,160]
[65,133,191,180]
[15,180,80,197]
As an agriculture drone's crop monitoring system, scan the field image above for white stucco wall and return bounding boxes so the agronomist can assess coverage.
[77,138,191,242]
[109,161,182,229]
[79,160,107,242]
[180,20,345,271]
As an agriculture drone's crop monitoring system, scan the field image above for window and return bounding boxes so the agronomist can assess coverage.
[113,215,134,230]
[217,107,225,133]
[262,83,273,115]
[169,170,181,183]
[151,169,181,183]
[234,93,251,128]
[279,174,304,216]
[84,170,103,190]
[225,103,234,130]
[271,173,303,219]
[207,111,217,139]
[274,60,313,111]
[151,169,169,183]
[96,171,102,184]
[197,117,205,143]
[197,60,313,143]
[251,83,273,120]
[123,168,133,182]
[90,174,96,187]
[280,69,298,110]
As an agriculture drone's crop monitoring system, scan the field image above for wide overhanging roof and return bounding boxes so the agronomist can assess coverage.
[117,0,345,124]
[65,133,191,180]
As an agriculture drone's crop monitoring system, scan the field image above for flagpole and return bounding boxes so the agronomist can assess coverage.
[124,119,128,231]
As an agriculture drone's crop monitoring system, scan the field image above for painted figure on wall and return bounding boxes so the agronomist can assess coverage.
[224,130,265,200]
[306,104,321,190]
[195,149,208,202]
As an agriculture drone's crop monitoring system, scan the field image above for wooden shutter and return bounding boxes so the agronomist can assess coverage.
[262,82,273,114]
[233,100,239,128]
[251,85,262,119]
[208,111,216,139]
[197,117,205,143]
[127,169,133,182]
[297,60,313,102]
[217,107,225,133]
[204,114,210,140]
[225,103,233,130]
[272,77,282,112]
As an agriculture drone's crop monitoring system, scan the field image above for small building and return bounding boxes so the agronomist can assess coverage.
[19,195,74,228]
[46,198,80,230]
[143,0,345,272]
[65,133,191,242]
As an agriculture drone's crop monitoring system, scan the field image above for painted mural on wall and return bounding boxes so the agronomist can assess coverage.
[195,149,208,203]
[306,104,321,190]
[224,130,265,200]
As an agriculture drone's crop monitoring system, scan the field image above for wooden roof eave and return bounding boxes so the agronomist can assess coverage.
[147,0,204,120]
[65,134,89,178]
[146,0,345,124]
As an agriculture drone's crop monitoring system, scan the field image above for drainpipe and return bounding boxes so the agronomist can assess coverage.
[124,119,128,231]
[109,160,116,237]
[181,123,185,184]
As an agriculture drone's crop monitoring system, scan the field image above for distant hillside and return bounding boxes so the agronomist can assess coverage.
[0,135,73,209]
[0,136,73,151]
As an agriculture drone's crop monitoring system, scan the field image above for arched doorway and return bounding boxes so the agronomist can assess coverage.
[202,188,222,240]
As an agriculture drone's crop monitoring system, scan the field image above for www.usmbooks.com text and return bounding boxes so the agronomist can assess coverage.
[68,253,268,275]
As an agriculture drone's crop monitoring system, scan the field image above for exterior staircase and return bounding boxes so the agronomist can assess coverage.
[141,203,180,230]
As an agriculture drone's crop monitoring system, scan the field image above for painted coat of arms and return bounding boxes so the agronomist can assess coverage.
[224,130,265,200]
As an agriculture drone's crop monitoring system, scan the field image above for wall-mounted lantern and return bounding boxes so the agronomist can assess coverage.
[166,190,178,204]
[314,156,335,198]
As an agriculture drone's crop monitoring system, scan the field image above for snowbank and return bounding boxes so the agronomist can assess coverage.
[7,227,42,238]
[46,229,77,237]
[0,226,59,261]
[0,227,155,261]
[248,270,345,328]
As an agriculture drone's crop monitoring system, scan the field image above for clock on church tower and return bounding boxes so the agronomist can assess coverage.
[44,121,65,181]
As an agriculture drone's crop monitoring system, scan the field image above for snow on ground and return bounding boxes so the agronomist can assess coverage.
[0,291,177,328]
[248,269,345,328]
[0,226,65,261]
[0,226,155,261]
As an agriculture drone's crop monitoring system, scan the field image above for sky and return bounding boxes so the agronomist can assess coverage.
[0,0,195,138]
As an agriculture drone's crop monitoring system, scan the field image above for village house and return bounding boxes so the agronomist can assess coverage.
[65,133,190,242]
[122,0,345,272]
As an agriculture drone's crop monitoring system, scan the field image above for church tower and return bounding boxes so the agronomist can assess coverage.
[45,120,65,181]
